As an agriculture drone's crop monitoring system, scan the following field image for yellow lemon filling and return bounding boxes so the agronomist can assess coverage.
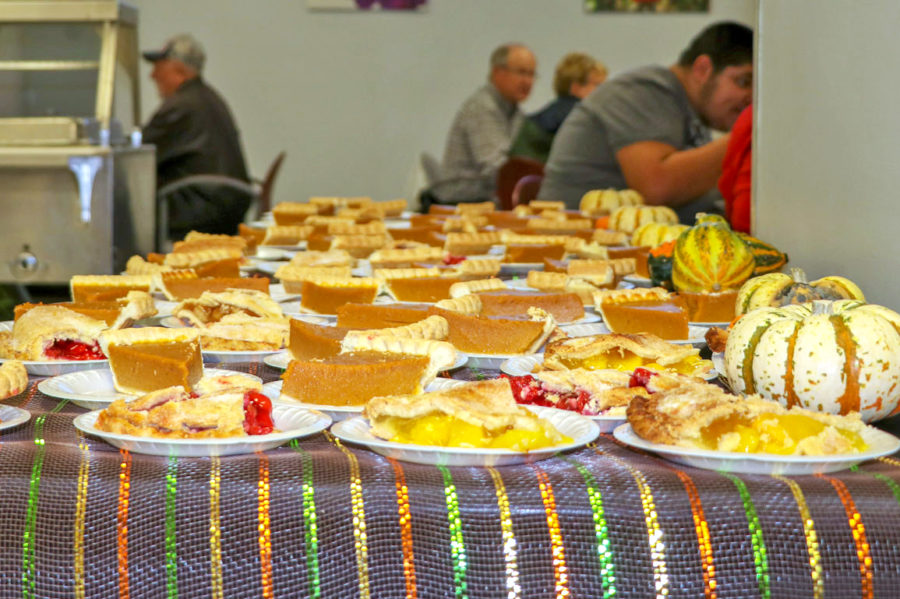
[559,350,707,377]
[700,413,868,455]
[385,413,571,451]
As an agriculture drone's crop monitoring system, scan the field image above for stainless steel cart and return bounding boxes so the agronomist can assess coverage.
[0,1,155,285]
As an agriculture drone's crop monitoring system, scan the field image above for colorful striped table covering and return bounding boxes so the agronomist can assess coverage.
[0,362,898,599]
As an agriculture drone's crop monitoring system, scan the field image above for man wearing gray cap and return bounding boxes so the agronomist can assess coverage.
[142,34,251,240]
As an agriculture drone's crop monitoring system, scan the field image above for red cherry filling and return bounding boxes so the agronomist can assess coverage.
[443,254,466,265]
[628,367,658,389]
[501,374,596,415]
[44,339,105,361]
[243,390,274,435]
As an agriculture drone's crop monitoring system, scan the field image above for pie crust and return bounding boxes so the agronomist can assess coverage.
[374,199,407,217]
[162,248,243,268]
[330,234,389,258]
[198,318,288,351]
[449,278,506,298]
[455,201,495,216]
[327,221,387,236]
[272,202,319,225]
[442,216,488,232]
[504,368,635,415]
[569,258,636,277]
[175,289,285,326]
[591,230,629,246]
[627,382,869,455]
[341,314,450,344]
[125,255,174,275]
[96,383,273,438]
[369,247,444,269]
[12,306,107,360]
[70,275,153,303]
[0,361,28,399]
[443,232,502,256]
[525,218,593,233]
[541,332,710,376]
[452,259,502,278]
[364,378,565,447]
[172,236,248,256]
[276,265,353,293]
[433,295,483,316]
[261,225,315,246]
[287,250,353,269]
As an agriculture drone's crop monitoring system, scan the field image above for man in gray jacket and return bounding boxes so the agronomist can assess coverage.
[539,22,753,221]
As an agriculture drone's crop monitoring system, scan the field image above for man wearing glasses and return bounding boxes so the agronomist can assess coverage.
[434,43,537,205]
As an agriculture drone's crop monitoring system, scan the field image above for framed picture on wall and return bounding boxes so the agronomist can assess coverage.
[308,0,427,10]
[585,0,709,12]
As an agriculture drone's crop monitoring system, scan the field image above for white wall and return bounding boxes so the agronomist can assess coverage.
[130,0,753,206]
[754,0,898,306]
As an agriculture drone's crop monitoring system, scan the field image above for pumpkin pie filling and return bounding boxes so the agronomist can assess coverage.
[599,300,689,340]
[677,290,738,323]
[504,243,567,263]
[429,306,552,355]
[160,276,270,300]
[385,276,460,302]
[281,351,430,406]
[100,328,203,394]
[299,278,379,314]
[336,302,432,329]
[289,319,353,360]
[476,290,584,323]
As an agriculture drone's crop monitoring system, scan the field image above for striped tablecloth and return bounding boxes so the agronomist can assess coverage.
[2,361,899,598]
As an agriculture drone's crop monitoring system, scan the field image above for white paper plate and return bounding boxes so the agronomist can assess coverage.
[499,263,543,275]
[245,261,281,275]
[258,241,307,251]
[613,423,900,475]
[269,283,301,302]
[689,321,731,328]
[253,247,297,261]
[622,274,653,287]
[74,404,331,457]
[0,356,108,377]
[154,300,178,316]
[38,368,263,410]
[559,322,709,345]
[331,405,600,466]
[500,354,716,381]
[202,348,283,364]
[263,350,468,371]
[463,352,540,370]
[0,405,31,431]
[261,377,465,421]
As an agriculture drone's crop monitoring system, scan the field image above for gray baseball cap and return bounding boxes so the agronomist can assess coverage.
[142,34,205,72]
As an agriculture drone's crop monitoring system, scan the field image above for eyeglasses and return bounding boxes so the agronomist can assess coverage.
[501,66,537,79]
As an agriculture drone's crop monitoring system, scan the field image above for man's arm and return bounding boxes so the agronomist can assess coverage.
[616,135,729,207]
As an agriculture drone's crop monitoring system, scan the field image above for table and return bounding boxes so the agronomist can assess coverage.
[3,361,900,598]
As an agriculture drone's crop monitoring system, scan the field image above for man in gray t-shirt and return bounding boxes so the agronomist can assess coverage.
[539,22,753,221]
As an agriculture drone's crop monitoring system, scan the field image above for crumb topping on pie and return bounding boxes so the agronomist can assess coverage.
[175,289,285,326]
[542,332,711,376]
[0,361,28,399]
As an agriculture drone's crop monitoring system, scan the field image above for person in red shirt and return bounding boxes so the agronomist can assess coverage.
[718,104,752,233]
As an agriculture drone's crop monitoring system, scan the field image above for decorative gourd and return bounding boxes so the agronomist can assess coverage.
[724,300,900,422]
[647,240,676,290]
[580,188,643,217]
[671,213,755,292]
[736,232,789,276]
[630,222,689,248]
[736,267,865,315]
[607,205,678,234]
